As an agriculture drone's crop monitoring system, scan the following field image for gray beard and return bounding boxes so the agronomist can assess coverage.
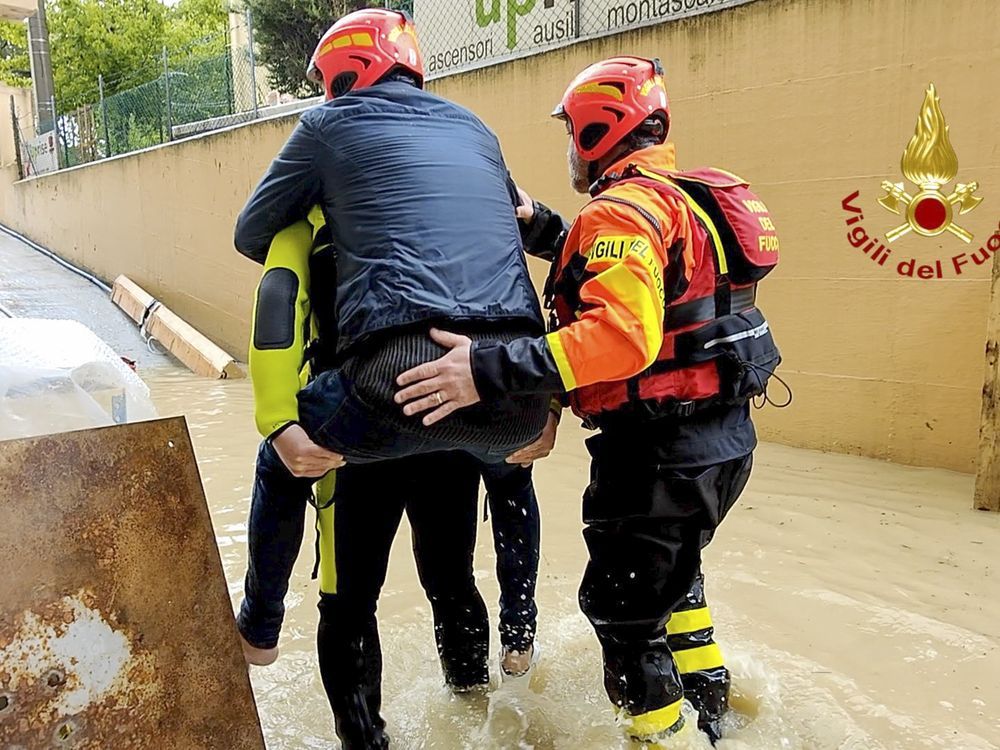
[568,143,591,194]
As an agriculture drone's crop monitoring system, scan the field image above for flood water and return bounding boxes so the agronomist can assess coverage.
[147,368,1000,750]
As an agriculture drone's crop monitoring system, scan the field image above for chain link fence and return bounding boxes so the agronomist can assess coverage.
[10,12,267,176]
[9,108,54,178]
[416,0,754,79]
[10,0,755,177]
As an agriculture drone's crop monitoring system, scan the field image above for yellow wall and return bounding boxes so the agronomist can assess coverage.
[0,84,33,168]
[2,0,999,472]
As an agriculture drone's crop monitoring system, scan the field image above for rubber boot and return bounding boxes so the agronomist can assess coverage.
[682,666,730,744]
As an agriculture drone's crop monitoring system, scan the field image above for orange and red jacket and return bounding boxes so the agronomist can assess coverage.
[471,142,752,418]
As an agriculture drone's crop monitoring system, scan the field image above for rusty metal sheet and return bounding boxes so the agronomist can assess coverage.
[0,417,265,749]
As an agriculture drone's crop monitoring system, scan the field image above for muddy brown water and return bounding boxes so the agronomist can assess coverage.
[147,368,1000,750]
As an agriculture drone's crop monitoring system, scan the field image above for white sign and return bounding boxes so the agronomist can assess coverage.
[415,0,755,77]
[21,130,59,177]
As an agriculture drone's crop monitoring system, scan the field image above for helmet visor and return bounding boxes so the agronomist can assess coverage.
[306,61,323,85]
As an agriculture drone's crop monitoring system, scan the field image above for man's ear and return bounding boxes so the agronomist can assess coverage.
[647,116,667,140]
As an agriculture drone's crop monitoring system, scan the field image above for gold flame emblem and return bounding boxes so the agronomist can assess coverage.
[878,84,982,243]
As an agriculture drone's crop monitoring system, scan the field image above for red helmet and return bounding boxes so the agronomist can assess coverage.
[307,9,424,101]
[552,56,670,162]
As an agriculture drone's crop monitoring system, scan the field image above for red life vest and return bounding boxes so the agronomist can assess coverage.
[552,165,781,420]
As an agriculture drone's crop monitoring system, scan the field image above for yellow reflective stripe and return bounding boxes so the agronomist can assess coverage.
[575,81,625,101]
[315,472,337,594]
[595,261,662,367]
[351,32,374,47]
[666,606,713,635]
[546,331,577,391]
[637,168,729,275]
[625,698,683,739]
[673,643,725,674]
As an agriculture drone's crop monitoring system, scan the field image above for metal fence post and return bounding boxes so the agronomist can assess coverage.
[575,0,583,38]
[10,97,24,180]
[224,35,235,116]
[50,95,67,169]
[163,46,173,141]
[99,74,112,158]
[245,7,259,119]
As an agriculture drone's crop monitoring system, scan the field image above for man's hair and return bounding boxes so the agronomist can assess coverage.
[378,68,421,88]
[625,114,669,153]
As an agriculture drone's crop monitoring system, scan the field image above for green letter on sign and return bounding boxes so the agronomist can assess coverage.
[476,0,501,26]
[507,0,535,48]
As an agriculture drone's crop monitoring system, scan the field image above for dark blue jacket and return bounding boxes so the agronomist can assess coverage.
[235,79,544,354]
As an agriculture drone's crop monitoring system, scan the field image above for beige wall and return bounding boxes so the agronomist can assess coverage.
[1,0,998,472]
[0,0,33,21]
[0,84,33,168]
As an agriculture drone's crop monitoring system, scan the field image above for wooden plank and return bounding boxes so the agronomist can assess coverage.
[111,274,155,324]
[974,250,1000,511]
[111,275,244,380]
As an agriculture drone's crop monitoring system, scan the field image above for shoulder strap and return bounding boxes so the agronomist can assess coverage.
[659,166,748,188]
[631,167,729,276]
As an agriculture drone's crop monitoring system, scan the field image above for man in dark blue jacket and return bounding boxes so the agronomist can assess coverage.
[234,10,559,748]
[235,9,550,467]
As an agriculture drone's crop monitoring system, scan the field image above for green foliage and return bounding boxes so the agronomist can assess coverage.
[244,0,413,97]
[49,0,168,110]
[48,0,229,112]
[242,0,336,97]
[45,0,230,165]
[0,20,31,88]
[167,0,230,53]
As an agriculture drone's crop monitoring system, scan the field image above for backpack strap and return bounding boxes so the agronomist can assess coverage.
[665,285,756,331]
[631,167,729,276]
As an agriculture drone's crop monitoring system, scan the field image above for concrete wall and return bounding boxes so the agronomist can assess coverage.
[2,0,999,472]
[0,0,33,21]
[0,84,33,168]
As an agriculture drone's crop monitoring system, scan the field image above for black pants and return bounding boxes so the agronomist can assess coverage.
[236,440,311,649]
[317,452,489,750]
[481,462,540,653]
[237,443,540,653]
[579,430,753,738]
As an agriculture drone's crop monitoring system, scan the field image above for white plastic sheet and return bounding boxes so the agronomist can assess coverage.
[0,319,158,440]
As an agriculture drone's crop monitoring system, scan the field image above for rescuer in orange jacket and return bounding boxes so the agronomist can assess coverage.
[396,57,783,746]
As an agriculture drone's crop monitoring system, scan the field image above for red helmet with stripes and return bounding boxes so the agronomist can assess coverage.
[307,9,424,101]
[552,56,670,162]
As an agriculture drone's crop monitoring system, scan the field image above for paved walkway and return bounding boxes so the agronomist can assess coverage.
[0,227,169,369]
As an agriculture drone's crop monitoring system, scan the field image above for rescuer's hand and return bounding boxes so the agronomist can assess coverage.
[272,424,346,477]
[395,329,481,426]
[515,185,535,223]
[506,411,559,467]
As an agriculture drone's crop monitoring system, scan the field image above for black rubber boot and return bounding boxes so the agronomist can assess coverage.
[682,665,730,744]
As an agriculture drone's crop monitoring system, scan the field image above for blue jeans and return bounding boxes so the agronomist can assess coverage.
[237,443,541,654]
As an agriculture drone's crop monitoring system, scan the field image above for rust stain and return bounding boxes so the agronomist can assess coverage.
[0,418,264,749]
